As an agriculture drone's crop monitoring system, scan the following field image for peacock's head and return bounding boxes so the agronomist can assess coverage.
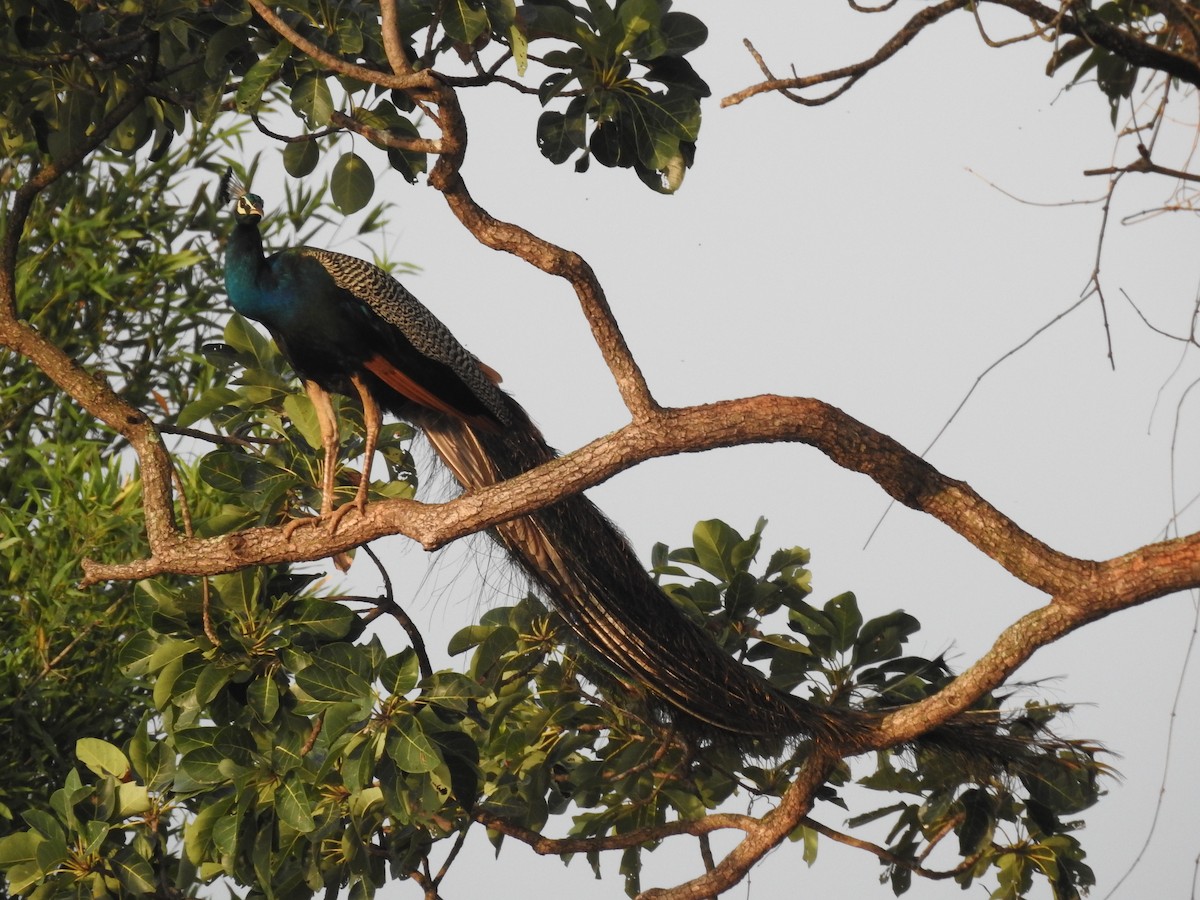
[218,167,265,224]
[234,193,265,223]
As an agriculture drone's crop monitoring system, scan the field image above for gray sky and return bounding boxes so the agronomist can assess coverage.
[258,3,1200,896]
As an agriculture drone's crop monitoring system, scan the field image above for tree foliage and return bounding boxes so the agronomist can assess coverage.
[1,1,1197,899]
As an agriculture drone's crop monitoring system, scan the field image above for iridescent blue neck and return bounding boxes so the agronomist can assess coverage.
[224,221,274,321]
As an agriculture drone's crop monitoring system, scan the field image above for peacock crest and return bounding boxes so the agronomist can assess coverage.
[218,168,262,221]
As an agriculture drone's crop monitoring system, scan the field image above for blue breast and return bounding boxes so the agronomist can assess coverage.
[225,252,314,333]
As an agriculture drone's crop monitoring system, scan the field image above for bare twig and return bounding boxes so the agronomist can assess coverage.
[473,808,758,854]
[359,543,433,679]
[1084,154,1200,183]
[802,815,983,878]
[250,113,341,143]
[158,423,283,448]
[722,0,970,108]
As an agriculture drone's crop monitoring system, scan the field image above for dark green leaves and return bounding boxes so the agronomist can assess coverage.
[291,73,334,129]
[296,643,375,705]
[0,506,1106,900]
[528,0,708,191]
[235,40,293,112]
[330,152,375,214]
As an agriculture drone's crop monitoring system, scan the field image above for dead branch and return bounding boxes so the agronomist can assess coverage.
[722,0,969,108]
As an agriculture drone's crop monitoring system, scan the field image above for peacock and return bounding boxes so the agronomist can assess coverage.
[218,171,1059,760]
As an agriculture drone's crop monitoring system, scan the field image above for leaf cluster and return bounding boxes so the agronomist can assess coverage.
[528,0,709,191]
[0,134,228,848]
[0,514,1106,900]
[1041,0,1196,125]
[0,0,710,204]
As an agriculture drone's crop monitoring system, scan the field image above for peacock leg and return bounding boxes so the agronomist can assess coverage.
[283,380,340,539]
[326,373,380,532]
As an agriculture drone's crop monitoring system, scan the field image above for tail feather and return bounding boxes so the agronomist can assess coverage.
[415,395,867,746]
[404,387,1086,774]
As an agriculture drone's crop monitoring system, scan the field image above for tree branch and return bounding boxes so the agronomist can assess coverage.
[473,809,757,854]
[82,394,1089,587]
[0,84,181,550]
[725,0,1200,110]
[421,85,660,420]
[639,752,838,899]
[245,0,432,92]
[722,0,970,108]
[802,815,983,879]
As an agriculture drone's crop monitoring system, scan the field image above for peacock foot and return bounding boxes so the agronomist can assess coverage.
[280,499,366,540]
[324,498,366,533]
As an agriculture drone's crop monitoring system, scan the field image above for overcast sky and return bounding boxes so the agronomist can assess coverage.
[249,3,1200,897]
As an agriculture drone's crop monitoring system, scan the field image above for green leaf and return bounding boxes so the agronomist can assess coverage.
[112,848,157,894]
[144,636,199,673]
[825,592,862,653]
[296,644,375,704]
[510,22,528,75]
[204,25,249,78]
[276,773,316,833]
[288,598,360,640]
[225,313,274,363]
[660,11,707,55]
[853,610,920,667]
[235,40,293,112]
[198,448,289,500]
[468,625,519,686]
[689,518,758,581]
[282,389,323,451]
[184,795,235,864]
[193,663,231,705]
[441,0,490,44]
[429,730,480,805]
[958,788,996,856]
[387,717,441,773]
[116,783,151,817]
[613,0,661,57]
[291,73,334,128]
[76,738,130,779]
[283,140,320,178]
[536,110,586,164]
[176,386,240,428]
[447,624,491,656]
[380,649,420,697]
[330,152,375,214]
[177,747,230,786]
[0,830,45,893]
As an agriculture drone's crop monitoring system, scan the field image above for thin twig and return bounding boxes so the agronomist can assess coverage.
[300,711,325,757]
[158,423,283,447]
[361,543,433,678]
[802,816,984,879]
[722,0,969,108]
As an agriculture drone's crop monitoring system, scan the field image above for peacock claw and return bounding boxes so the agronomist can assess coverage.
[282,514,323,541]
[324,500,364,533]
[280,499,366,542]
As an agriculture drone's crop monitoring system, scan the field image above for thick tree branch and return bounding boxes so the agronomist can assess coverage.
[0,84,180,550]
[82,395,1084,586]
[422,85,660,420]
[248,1,658,419]
[993,0,1200,87]
[245,0,432,92]
[79,388,1200,782]
[639,753,838,900]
